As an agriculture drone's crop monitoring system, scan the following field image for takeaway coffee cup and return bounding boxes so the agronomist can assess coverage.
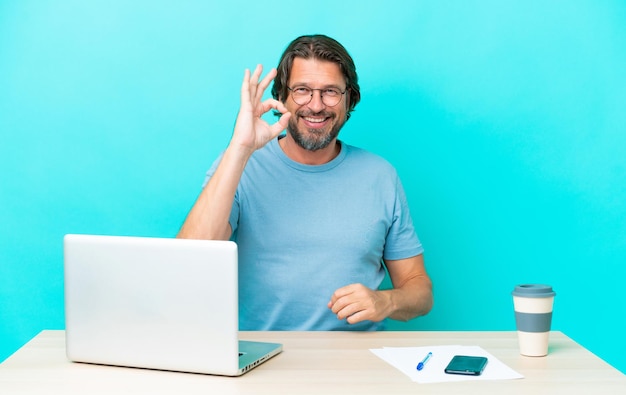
[512,284,556,357]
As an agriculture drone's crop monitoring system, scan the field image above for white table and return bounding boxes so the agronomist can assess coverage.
[1,330,624,394]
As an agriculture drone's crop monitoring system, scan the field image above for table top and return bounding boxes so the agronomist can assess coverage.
[1,330,624,394]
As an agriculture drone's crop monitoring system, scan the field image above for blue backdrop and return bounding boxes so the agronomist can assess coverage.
[1,0,625,373]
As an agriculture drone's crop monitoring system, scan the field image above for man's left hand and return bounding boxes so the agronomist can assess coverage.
[328,284,393,324]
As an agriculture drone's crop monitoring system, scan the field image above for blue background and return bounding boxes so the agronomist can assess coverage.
[1,0,625,373]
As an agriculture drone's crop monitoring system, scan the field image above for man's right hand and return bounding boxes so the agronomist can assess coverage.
[231,65,291,155]
[177,65,291,241]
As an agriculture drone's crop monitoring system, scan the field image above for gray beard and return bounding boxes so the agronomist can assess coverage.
[287,117,344,152]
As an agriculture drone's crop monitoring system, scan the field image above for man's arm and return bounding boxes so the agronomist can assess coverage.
[177,65,291,240]
[176,145,250,240]
[328,254,433,324]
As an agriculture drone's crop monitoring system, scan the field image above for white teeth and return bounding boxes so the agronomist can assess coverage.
[304,117,325,123]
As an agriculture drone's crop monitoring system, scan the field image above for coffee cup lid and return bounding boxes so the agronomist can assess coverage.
[512,284,556,298]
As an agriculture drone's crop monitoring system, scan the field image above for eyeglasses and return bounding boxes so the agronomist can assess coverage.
[287,86,346,107]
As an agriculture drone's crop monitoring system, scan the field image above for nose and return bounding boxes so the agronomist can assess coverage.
[306,90,326,113]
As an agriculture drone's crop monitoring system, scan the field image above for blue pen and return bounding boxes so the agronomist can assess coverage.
[416,352,432,371]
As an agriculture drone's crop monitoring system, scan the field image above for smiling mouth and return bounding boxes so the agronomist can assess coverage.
[303,116,328,124]
[300,113,333,129]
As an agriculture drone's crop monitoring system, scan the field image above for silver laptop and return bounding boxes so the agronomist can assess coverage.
[63,234,282,376]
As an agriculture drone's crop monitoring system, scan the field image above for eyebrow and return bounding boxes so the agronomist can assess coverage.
[290,83,346,90]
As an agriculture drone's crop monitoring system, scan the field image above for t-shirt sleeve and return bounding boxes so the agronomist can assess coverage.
[382,176,424,260]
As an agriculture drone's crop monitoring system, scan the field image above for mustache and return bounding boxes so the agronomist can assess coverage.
[295,110,335,118]
[272,110,337,119]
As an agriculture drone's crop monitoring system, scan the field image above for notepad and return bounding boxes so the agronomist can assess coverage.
[370,345,523,384]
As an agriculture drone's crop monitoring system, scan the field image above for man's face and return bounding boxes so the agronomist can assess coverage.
[284,57,348,151]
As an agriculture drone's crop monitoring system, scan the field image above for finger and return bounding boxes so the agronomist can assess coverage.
[331,284,358,299]
[260,98,289,115]
[328,288,343,307]
[346,309,370,324]
[240,68,252,109]
[269,112,291,136]
[249,64,263,100]
[258,98,291,129]
[329,291,358,315]
[335,300,364,320]
[330,284,363,305]
[256,68,277,103]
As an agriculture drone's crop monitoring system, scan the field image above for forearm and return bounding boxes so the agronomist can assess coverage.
[178,66,290,240]
[383,274,433,322]
[329,255,433,324]
[177,144,252,240]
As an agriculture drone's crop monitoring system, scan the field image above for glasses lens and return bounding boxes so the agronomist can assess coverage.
[293,95,309,106]
[291,88,310,105]
[290,87,344,107]
[322,93,341,107]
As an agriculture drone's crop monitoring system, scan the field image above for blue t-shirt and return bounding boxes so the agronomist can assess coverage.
[205,137,423,331]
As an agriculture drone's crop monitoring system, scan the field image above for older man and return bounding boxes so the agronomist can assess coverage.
[178,34,433,330]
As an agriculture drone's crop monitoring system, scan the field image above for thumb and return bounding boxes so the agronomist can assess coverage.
[269,112,291,136]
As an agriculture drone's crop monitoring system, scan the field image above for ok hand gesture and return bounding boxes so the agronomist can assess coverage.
[231,65,291,155]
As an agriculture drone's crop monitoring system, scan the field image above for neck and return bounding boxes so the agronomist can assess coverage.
[278,134,340,165]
